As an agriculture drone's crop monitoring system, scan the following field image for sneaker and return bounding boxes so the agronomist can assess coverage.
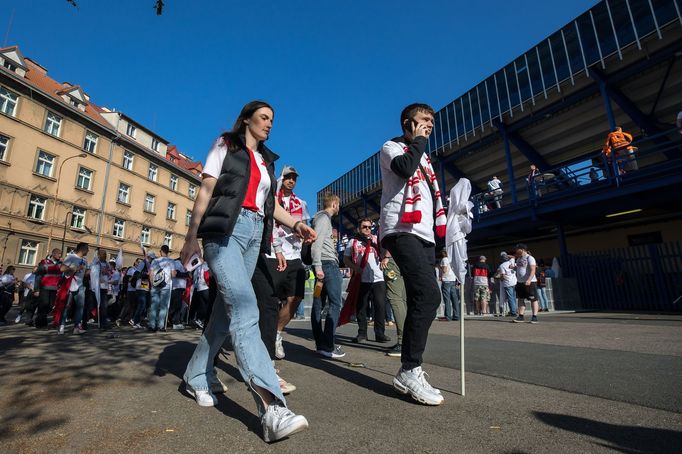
[375,333,392,343]
[352,334,367,344]
[128,319,135,327]
[73,325,86,335]
[393,366,444,406]
[261,404,309,442]
[208,376,228,394]
[331,346,346,359]
[193,319,204,330]
[14,314,22,324]
[277,374,297,394]
[133,323,143,329]
[530,315,539,324]
[185,383,217,407]
[172,324,185,330]
[275,332,285,359]
[58,325,65,335]
[386,344,402,357]
[513,315,525,323]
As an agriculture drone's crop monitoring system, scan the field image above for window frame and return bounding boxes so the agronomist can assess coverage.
[70,206,86,229]
[75,166,94,191]
[163,232,173,249]
[113,218,126,238]
[44,111,62,137]
[122,150,134,170]
[188,184,197,200]
[126,123,137,138]
[144,193,156,213]
[148,163,158,182]
[185,208,192,226]
[166,202,176,221]
[34,150,56,178]
[27,194,47,221]
[83,131,98,154]
[0,86,18,116]
[152,138,160,152]
[169,174,178,191]
[18,239,39,266]
[117,182,131,204]
[140,226,151,245]
[0,133,10,162]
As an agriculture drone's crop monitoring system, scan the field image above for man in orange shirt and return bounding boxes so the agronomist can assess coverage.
[602,126,638,174]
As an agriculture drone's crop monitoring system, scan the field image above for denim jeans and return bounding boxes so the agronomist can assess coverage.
[133,290,149,324]
[149,287,171,330]
[537,287,548,310]
[311,260,342,352]
[61,286,85,328]
[184,210,284,411]
[504,286,518,315]
[441,281,460,320]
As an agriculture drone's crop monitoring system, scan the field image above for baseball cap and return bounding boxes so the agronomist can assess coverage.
[500,251,509,259]
[479,255,486,260]
[281,165,299,178]
[147,252,157,259]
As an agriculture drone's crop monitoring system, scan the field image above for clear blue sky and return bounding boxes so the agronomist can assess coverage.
[4,0,596,208]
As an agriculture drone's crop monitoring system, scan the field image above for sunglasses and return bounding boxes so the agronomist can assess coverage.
[360,225,372,229]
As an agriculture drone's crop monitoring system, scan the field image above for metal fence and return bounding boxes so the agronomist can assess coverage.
[564,241,682,311]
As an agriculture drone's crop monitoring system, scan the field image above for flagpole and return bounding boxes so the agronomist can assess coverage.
[460,282,465,396]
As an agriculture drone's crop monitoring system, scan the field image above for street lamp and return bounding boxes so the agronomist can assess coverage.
[46,153,88,253]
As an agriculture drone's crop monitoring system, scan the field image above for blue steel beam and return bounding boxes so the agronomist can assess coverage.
[361,192,381,215]
[494,120,551,172]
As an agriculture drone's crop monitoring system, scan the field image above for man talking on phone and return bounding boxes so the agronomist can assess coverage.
[379,103,445,405]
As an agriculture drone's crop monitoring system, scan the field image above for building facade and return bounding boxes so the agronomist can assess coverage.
[0,46,202,275]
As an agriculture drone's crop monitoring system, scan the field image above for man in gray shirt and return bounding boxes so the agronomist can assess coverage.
[310,193,345,358]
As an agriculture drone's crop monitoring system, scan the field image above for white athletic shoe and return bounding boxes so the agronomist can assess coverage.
[261,404,308,442]
[58,325,65,335]
[185,383,217,407]
[14,314,21,324]
[275,332,285,359]
[277,374,297,394]
[393,366,444,406]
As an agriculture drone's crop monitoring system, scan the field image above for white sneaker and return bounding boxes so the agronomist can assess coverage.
[73,326,86,335]
[128,319,135,327]
[172,324,185,330]
[393,366,444,406]
[277,374,297,394]
[208,376,228,394]
[275,332,285,359]
[185,383,217,407]
[261,404,308,442]
[58,325,65,335]
[133,323,143,329]
[14,314,21,324]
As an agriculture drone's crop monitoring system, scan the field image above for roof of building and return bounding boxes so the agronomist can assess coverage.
[166,145,203,175]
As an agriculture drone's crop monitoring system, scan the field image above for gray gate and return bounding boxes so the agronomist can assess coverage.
[564,242,682,312]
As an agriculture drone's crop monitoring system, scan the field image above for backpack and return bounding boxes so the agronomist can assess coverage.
[153,268,167,288]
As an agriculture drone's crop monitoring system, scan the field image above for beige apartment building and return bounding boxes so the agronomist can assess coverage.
[0,45,203,275]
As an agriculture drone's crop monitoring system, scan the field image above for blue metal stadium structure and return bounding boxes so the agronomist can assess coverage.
[317,0,682,311]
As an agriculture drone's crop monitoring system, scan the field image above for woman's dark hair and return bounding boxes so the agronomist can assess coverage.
[221,100,274,152]
[437,249,448,259]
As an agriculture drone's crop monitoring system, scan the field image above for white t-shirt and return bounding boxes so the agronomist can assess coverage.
[110,270,121,295]
[439,257,457,282]
[344,238,383,283]
[126,266,137,292]
[63,253,88,292]
[498,259,518,288]
[193,262,209,292]
[203,137,271,216]
[91,260,111,290]
[172,260,187,289]
[276,195,310,261]
[151,256,175,289]
[379,140,435,244]
[488,178,501,191]
[22,272,35,297]
[515,254,537,283]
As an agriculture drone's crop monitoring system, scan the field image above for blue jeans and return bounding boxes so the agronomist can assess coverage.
[537,287,548,310]
[311,260,342,352]
[61,286,85,327]
[295,299,305,318]
[133,290,149,324]
[149,287,171,330]
[184,210,284,411]
[441,281,460,320]
[504,286,518,315]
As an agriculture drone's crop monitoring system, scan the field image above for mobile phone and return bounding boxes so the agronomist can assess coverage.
[185,254,203,272]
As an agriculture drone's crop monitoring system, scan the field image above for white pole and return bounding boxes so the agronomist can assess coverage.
[460,281,465,396]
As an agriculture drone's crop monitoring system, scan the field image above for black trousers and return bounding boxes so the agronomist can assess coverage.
[170,288,185,325]
[35,288,57,327]
[189,289,210,325]
[251,255,285,361]
[356,281,386,337]
[381,233,440,369]
[0,291,12,322]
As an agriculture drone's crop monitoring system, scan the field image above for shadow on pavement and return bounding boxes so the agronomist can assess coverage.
[534,412,682,453]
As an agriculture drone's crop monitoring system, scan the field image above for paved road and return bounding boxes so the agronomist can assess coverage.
[1,311,681,453]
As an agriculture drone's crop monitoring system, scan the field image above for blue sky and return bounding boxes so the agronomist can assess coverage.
[3,0,596,207]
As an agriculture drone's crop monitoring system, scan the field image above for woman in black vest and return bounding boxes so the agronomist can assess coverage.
[180,101,315,442]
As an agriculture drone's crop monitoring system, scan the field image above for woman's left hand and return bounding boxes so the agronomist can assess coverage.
[295,223,317,244]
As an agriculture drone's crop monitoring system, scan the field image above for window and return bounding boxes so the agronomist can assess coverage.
[185,209,192,226]
[148,163,158,182]
[122,150,134,170]
[83,131,98,153]
[0,87,18,116]
[117,182,130,204]
[3,60,17,71]
[144,193,155,212]
[167,202,176,220]
[71,207,86,229]
[0,134,9,161]
[44,112,62,137]
[28,195,46,220]
[188,184,197,200]
[170,174,178,191]
[35,151,55,177]
[163,232,173,249]
[126,123,136,138]
[113,218,125,238]
[76,167,93,190]
[152,138,159,152]
[141,226,151,245]
[18,240,39,265]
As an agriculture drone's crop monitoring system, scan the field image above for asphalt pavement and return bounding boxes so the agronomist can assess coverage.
[1,311,681,453]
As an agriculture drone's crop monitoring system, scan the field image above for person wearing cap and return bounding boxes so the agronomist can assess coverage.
[495,251,517,317]
[272,165,311,360]
[513,243,539,323]
[472,256,491,315]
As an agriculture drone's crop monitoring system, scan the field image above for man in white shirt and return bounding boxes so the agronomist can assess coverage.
[90,249,113,329]
[487,176,503,209]
[495,252,518,317]
[59,242,90,334]
[170,259,190,329]
[513,243,539,324]
[148,246,176,332]
[344,219,391,344]
[379,103,444,406]
[438,250,460,321]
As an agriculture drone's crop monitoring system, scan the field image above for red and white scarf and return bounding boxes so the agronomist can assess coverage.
[350,236,378,267]
[277,190,304,220]
[400,148,447,238]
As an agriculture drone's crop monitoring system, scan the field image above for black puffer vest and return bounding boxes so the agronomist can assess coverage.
[197,134,279,254]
